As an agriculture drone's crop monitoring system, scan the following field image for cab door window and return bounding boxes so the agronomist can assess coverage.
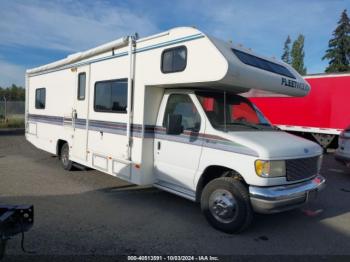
[162,94,201,132]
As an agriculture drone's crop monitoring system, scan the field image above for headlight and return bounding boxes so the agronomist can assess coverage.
[255,160,286,178]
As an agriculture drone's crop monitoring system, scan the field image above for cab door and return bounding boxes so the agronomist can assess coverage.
[154,92,205,192]
[71,65,90,161]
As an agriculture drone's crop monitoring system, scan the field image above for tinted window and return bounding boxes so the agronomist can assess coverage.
[231,102,259,124]
[163,94,201,132]
[232,49,296,79]
[196,91,271,131]
[94,79,128,113]
[162,51,173,73]
[161,46,187,73]
[35,88,46,109]
[77,72,86,100]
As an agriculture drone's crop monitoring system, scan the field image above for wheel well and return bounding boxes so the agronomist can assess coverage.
[56,140,67,157]
[195,165,246,202]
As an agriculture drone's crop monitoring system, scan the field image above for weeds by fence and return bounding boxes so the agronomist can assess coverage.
[0,100,25,128]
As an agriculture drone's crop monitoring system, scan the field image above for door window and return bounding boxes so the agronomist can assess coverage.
[77,72,86,100]
[162,94,201,132]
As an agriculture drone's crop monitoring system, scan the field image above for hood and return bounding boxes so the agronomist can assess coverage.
[225,131,323,159]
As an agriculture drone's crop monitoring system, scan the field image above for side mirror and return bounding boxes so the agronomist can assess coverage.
[194,122,201,132]
[166,114,183,135]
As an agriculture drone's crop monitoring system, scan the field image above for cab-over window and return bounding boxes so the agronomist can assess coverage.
[161,46,187,73]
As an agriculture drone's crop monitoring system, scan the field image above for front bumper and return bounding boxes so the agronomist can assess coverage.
[249,175,326,214]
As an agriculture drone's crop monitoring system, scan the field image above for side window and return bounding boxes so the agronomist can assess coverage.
[161,46,187,73]
[163,94,201,132]
[232,49,295,79]
[35,88,46,109]
[94,79,128,113]
[77,72,86,100]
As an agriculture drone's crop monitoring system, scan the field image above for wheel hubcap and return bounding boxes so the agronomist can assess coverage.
[62,147,69,166]
[209,189,236,223]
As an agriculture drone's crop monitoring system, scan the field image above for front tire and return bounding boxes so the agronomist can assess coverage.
[60,143,73,171]
[201,177,253,233]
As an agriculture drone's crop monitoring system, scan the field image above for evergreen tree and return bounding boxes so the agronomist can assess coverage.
[281,35,292,64]
[0,85,25,101]
[291,34,307,75]
[323,9,350,72]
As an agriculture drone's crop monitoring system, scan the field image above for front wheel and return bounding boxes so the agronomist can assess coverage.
[201,177,253,233]
[60,143,73,171]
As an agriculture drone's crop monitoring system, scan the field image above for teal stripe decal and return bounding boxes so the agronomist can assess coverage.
[135,33,204,53]
[29,33,205,77]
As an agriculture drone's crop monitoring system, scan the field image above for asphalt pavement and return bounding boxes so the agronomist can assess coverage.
[0,134,350,259]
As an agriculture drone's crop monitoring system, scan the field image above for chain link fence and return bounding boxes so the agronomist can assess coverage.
[0,100,25,119]
[0,99,25,128]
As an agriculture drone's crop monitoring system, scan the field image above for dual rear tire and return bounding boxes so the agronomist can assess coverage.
[201,177,253,233]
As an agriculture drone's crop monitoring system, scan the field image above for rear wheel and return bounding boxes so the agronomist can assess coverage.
[60,143,73,171]
[201,177,253,233]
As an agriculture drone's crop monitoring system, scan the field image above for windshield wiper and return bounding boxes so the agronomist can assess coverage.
[258,123,280,130]
[226,121,263,130]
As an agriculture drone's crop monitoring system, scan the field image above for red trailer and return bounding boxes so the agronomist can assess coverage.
[249,73,350,148]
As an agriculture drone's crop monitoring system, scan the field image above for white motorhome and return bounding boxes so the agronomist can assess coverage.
[26,27,325,233]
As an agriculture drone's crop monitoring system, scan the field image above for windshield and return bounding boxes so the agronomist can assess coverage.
[196,91,273,131]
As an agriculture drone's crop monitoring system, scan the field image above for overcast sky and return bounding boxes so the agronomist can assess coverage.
[0,0,349,87]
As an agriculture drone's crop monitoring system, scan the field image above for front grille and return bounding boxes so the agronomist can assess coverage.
[286,156,319,181]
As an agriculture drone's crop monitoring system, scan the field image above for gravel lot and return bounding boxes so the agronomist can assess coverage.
[0,134,350,258]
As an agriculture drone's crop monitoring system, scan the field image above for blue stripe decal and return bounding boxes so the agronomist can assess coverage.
[29,33,205,77]
[28,114,258,157]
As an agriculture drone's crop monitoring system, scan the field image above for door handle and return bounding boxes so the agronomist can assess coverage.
[157,141,161,150]
[72,109,77,119]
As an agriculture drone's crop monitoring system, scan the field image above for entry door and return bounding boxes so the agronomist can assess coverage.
[71,65,90,161]
[154,93,204,191]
